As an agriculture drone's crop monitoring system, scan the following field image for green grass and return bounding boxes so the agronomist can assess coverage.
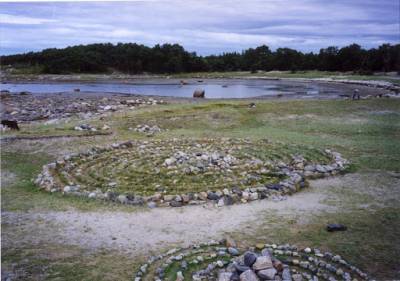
[102,99,400,171]
[251,207,400,279]
[2,98,400,279]
[1,243,139,281]
[1,151,141,212]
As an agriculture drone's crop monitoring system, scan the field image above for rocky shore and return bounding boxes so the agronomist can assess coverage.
[0,91,165,122]
[1,76,399,126]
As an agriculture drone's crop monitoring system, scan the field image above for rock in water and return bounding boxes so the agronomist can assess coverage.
[240,269,259,281]
[193,89,205,98]
[326,223,347,232]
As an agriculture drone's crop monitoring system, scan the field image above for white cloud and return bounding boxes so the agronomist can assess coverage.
[0,13,57,25]
[0,0,398,55]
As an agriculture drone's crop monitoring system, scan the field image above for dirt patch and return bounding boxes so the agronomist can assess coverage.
[1,184,332,257]
[310,172,400,209]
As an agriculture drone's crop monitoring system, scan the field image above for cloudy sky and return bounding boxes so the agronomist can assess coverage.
[0,0,399,55]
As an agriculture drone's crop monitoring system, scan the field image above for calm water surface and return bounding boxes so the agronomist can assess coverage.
[2,79,346,98]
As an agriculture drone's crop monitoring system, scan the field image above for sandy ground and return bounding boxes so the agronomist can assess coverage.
[2,180,335,257]
[4,169,399,259]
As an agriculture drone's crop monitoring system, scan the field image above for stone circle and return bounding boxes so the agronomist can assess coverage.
[133,238,370,281]
[35,138,349,207]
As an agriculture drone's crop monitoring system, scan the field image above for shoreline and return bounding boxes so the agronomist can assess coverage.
[2,76,398,99]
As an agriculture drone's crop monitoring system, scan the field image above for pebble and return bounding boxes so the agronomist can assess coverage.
[255,243,265,250]
[147,202,157,208]
[292,274,303,281]
[252,256,273,271]
[218,272,233,281]
[228,247,240,256]
[326,223,347,232]
[176,271,184,281]
[117,194,128,204]
[207,192,220,200]
[88,192,97,199]
[244,252,257,267]
[170,201,183,207]
[304,247,312,253]
[240,269,259,281]
[257,268,277,280]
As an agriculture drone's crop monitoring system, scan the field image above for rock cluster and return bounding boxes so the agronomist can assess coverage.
[134,124,163,135]
[0,93,165,122]
[314,78,400,94]
[163,150,238,173]
[134,238,369,281]
[35,138,350,208]
[74,124,98,131]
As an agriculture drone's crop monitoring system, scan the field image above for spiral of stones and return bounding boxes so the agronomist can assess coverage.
[35,138,350,208]
[134,239,369,281]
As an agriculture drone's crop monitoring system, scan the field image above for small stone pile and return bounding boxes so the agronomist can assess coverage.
[134,238,369,281]
[123,97,161,106]
[73,124,110,131]
[74,124,97,131]
[35,138,350,208]
[134,124,163,135]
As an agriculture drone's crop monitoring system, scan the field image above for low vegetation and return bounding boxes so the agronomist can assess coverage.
[2,98,399,279]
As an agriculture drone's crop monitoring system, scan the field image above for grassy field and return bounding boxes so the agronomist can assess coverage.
[7,99,400,171]
[2,98,400,280]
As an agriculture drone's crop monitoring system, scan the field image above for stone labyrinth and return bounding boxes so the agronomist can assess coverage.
[134,239,369,281]
[36,138,349,208]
